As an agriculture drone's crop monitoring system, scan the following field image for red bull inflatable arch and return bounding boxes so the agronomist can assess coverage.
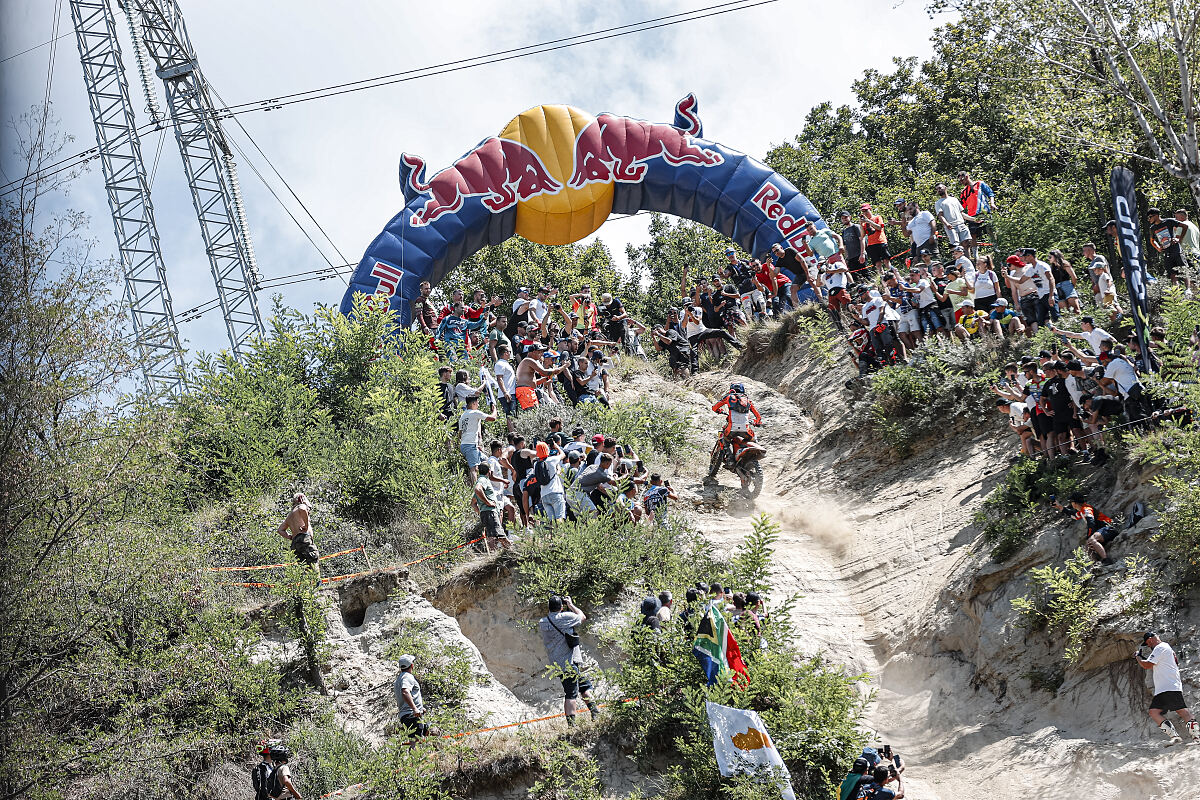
[341,94,828,321]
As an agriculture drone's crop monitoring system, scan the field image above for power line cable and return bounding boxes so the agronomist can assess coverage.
[218,0,769,115]
[0,0,775,195]
[0,31,71,64]
[208,82,351,281]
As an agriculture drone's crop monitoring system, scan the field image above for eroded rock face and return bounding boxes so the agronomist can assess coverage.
[323,569,533,744]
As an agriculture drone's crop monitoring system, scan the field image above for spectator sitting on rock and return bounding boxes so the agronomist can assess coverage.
[1053,491,1117,565]
[996,397,1035,457]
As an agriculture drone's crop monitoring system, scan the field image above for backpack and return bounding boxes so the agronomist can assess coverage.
[251,761,275,800]
[727,394,750,415]
[533,458,555,488]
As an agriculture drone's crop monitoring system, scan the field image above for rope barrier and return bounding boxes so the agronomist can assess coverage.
[208,546,365,572]
[218,538,485,588]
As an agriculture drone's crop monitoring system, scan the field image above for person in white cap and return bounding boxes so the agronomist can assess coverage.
[1134,632,1199,745]
[394,654,431,738]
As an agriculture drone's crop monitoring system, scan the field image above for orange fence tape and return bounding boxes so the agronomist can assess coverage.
[208,546,364,572]
[218,538,484,589]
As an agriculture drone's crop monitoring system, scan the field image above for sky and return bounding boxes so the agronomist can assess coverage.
[0,0,942,357]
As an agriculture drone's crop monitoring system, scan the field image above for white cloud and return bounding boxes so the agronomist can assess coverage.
[0,0,942,355]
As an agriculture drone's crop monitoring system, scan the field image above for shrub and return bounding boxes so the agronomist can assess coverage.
[383,618,479,708]
[509,397,692,464]
[1012,548,1098,662]
[516,515,717,607]
[599,515,868,800]
[974,458,1080,562]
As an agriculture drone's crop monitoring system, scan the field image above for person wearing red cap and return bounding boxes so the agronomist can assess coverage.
[859,203,892,272]
[1003,253,1038,336]
[532,440,567,521]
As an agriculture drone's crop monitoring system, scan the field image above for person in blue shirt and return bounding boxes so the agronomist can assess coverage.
[434,301,487,359]
[987,297,1024,337]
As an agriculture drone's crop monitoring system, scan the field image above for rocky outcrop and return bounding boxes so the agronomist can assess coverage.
[323,568,532,743]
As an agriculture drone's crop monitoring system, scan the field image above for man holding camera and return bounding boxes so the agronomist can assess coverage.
[539,595,600,727]
[1134,631,1199,745]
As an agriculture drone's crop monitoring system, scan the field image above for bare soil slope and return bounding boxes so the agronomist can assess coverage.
[608,336,1200,799]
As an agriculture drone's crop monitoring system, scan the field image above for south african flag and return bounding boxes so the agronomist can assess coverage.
[693,602,749,686]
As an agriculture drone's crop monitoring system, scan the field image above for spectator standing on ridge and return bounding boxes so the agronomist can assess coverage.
[840,209,867,272]
[1134,632,1200,745]
[1147,207,1187,285]
[1175,209,1200,283]
[958,170,995,257]
[935,183,971,255]
[1047,250,1084,314]
[278,493,319,566]
[860,203,893,272]
[394,654,432,738]
[458,394,496,484]
[904,201,938,261]
[539,595,600,728]
[473,462,509,549]
[410,280,437,335]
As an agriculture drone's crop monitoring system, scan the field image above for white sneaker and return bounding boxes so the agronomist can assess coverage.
[1160,722,1182,746]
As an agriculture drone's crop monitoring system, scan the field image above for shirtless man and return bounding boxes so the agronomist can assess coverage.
[278,493,319,566]
[513,343,567,412]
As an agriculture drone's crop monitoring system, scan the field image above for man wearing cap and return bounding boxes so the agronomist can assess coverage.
[860,203,892,271]
[987,297,1023,337]
[935,182,972,257]
[507,287,534,340]
[839,757,871,800]
[1134,632,1199,745]
[539,595,600,728]
[394,654,431,738]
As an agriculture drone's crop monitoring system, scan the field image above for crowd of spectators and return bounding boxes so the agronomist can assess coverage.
[416,170,1200,543]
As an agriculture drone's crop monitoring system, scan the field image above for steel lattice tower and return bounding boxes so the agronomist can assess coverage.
[132,0,264,357]
[69,0,185,394]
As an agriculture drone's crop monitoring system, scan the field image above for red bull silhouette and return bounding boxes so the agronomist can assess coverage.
[401,138,563,226]
[568,93,723,189]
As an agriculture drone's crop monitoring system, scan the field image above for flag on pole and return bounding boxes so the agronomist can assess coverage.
[705,701,796,800]
[1109,166,1154,373]
[693,602,748,686]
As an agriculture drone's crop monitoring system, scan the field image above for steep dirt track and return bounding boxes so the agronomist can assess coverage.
[612,347,1199,800]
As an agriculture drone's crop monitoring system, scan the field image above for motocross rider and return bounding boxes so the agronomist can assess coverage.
[712,383,762,464]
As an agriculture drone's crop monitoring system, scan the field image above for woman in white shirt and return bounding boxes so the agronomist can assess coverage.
[972,254,1001,313]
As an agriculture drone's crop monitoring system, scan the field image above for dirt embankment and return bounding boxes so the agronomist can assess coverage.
[638,332,1200,800]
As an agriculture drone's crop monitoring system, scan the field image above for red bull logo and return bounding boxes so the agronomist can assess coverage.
[567,95,723,188]
[398,95,723,245]
[401,138,562,226]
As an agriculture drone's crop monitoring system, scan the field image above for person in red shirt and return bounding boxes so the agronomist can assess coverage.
[1053,491,1117,564]
[859,203,892,272]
